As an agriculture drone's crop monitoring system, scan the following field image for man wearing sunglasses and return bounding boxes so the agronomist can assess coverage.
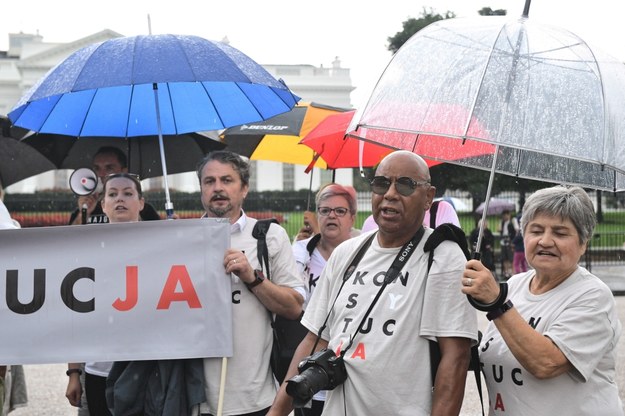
[361,189,461,233]
[68,147,160,225]
[269,150,477,416]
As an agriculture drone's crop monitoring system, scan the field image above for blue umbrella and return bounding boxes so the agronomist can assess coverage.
[8,34,299,217]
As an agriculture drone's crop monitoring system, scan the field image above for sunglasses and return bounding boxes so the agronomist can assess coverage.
[317,206,350,217]
[104,173,143,193]
[369,176,430,196]
[105,173,141,182]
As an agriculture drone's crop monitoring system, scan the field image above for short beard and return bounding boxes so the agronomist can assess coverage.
[207,203,233,218]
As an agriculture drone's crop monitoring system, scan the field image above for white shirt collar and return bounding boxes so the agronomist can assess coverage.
[231,210,247,234]
[202,210,246,235]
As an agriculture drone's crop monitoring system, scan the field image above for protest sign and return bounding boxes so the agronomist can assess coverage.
[0,218,232,365]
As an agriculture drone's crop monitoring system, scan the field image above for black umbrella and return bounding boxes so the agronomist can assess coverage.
[0,136,57,188]
[19,132,225,180]
[0,116,56,188]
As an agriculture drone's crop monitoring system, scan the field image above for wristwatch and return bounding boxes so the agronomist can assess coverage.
[246,269,265,290]
[486,299,514,321]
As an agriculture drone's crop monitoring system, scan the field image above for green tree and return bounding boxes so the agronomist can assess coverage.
[385,6,527,207]
[478,7,507,16]
[387,7,455,54]
[430,164,552,211]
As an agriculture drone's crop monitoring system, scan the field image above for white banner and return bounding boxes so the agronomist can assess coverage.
[0,218,233,365]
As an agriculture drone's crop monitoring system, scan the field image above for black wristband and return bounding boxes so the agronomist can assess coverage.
[66,368,83,376]
[486,299,514,321]
[468,282,508,312]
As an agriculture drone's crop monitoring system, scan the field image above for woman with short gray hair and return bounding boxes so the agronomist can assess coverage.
[462,185,623,415]
[520,185,596,245]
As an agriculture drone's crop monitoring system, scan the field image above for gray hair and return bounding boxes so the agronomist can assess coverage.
[520,185,596,245]
[315,183,357,214]
[196,151,250,187]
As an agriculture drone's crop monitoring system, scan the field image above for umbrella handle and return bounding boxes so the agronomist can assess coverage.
[467,282,508,312]
[164,202,174,219]
[81,204,88,225]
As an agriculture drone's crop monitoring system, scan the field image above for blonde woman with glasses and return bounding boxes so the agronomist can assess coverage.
[290,183,358,416]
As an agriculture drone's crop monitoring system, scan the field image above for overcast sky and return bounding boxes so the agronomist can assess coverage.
[3,0,625,107]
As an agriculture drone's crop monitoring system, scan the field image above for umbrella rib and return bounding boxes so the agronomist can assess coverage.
[357,123,487,143]
[126,37,140,137]
[200,82,227,129]
[162,82,179,135]
[171,35,201,82]
[461,22,509,138]
[345,133,399,151]
[63,40,105,94]
[276,78,302,109]
[76,90,99,138]
[235,81,265,124]
[356,122,616,169]
[124,85,135,138]
[130,36,139,85]
[566,35,609,169]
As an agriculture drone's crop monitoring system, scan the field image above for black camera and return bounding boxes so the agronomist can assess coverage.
[285,348,347,408]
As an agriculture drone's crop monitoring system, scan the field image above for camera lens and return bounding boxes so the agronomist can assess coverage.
[286,366,329,408]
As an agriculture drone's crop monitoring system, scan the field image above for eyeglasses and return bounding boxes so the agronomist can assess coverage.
[317,206,350,217]
[369,176,430,196]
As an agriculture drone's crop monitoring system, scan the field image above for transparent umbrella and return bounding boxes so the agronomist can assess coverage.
[474,198,515,216]
[348,5,625,254]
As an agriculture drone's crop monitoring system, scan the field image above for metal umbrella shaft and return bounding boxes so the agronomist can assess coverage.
[306,168,314,212]
[474,18,527,255]
[152,83,174,219]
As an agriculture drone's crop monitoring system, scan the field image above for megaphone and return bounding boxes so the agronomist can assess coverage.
[69,168,102,196]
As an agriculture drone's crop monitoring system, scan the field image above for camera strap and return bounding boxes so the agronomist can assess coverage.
[311,231,377,352]
[312,226,425,355]
[340,226,425,357]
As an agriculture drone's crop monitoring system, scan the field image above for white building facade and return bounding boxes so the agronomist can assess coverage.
[0,31,356,193]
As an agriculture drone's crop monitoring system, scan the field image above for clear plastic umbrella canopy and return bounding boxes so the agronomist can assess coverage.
[348,15,625,192]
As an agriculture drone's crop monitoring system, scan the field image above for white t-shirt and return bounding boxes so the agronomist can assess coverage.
[302,230,478,415]
[292,236,329,402]
[85,361,112,377]
[0,200,19,229]
[292,236,326,309]
[480,267,623,415]
[200,215,305,416]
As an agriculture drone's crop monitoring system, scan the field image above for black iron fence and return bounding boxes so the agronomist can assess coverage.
[4,189,625,269]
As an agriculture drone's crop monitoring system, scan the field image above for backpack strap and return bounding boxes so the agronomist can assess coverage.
[423,223,485,416]
[252,218,279,280]
[423,223,471,269]
[305,234,322,256]
[429,200,440,228]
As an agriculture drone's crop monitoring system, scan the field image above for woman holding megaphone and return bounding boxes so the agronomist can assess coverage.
[65,172,146,415]
[68,147,160,225]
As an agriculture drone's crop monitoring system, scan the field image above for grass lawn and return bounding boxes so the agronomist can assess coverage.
[12,209,625,249]
[282,211,625,249]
